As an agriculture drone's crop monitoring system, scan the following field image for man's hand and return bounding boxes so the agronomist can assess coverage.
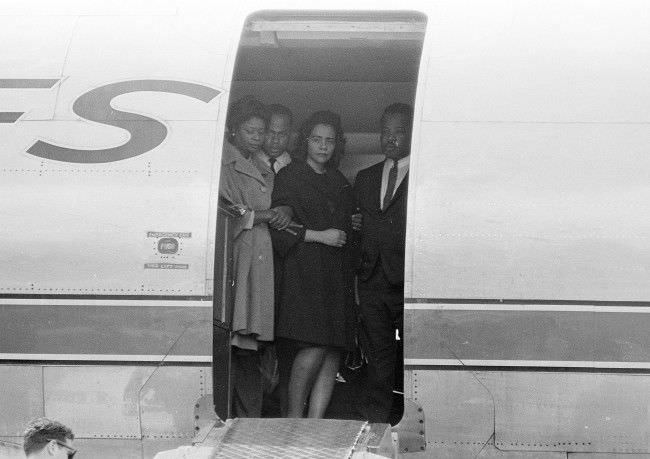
[351,213,362,231]
[269,206,292,230]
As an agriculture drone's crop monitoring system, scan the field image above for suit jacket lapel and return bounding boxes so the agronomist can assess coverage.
[366,162,384,213]
[383,171,408,212]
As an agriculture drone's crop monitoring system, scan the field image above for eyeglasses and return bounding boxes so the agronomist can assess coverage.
[308,136,336,146]
[46,439,77,458]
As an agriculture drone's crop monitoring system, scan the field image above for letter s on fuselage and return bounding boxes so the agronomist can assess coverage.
[25,79,221,163]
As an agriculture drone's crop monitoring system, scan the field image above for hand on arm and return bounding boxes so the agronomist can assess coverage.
[269,206,292,230]
[305,228,347,247]
[351,212,362,232]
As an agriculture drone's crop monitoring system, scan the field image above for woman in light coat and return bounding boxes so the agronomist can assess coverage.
[219,96,289,417]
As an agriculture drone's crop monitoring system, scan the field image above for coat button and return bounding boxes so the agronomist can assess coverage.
[260,186,267,193]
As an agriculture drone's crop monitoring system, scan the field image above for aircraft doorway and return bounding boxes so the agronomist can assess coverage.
[214,10,426,424]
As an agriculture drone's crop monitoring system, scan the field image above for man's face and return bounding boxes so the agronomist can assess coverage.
[263,114,291,158]
[380,113,411,160]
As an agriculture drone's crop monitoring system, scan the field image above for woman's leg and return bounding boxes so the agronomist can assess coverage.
[287,346,327,417]
[307,349,340,418]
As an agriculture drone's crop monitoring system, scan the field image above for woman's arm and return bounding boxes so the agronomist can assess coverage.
[305,228,347,247]
[253,209,277,226]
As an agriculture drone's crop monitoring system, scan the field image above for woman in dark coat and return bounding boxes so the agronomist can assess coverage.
[271,111,357,418]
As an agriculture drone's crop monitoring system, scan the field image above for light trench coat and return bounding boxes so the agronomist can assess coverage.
[219,141,275,350]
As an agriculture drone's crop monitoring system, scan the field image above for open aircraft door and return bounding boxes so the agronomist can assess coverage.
[210,7,428,423]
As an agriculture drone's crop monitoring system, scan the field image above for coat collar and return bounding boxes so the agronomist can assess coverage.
[255,150,292,172]
[222,141,267,185]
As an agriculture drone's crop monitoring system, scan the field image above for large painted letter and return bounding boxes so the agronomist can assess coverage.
[27,80,221,163]
[0,79,60,123]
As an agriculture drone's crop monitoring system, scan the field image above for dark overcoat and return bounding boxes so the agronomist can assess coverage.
[271,161,356,349]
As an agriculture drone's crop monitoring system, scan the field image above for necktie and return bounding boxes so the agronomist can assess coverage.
[269,158,276,174]
[382,160,397,211]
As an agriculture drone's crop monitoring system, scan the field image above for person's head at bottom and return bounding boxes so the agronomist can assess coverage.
[23,417,76,458]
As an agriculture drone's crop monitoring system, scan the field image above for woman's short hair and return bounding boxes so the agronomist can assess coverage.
[226,96,269,143]
[296,110,346,169]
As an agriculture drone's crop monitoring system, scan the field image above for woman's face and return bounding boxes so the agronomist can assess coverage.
[306,123,336,168]
[233,116,266,156]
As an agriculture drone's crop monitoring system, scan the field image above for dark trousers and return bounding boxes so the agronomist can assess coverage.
[275,338,300,417]
[358,263,404,424]
[232,348,263,418]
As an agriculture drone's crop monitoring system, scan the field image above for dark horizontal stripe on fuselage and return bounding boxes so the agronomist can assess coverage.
[405,300,650,367]
[0,304,211,358]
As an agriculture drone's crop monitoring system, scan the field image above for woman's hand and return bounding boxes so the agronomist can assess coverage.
[305,228,347,247]
[269,206,292,230]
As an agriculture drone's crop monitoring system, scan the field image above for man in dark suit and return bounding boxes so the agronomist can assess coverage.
[354,103,412,424]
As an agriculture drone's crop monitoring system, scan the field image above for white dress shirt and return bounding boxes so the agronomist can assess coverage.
[256,150,292,174]
[380,155,410,205]
[245,151,292,229]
